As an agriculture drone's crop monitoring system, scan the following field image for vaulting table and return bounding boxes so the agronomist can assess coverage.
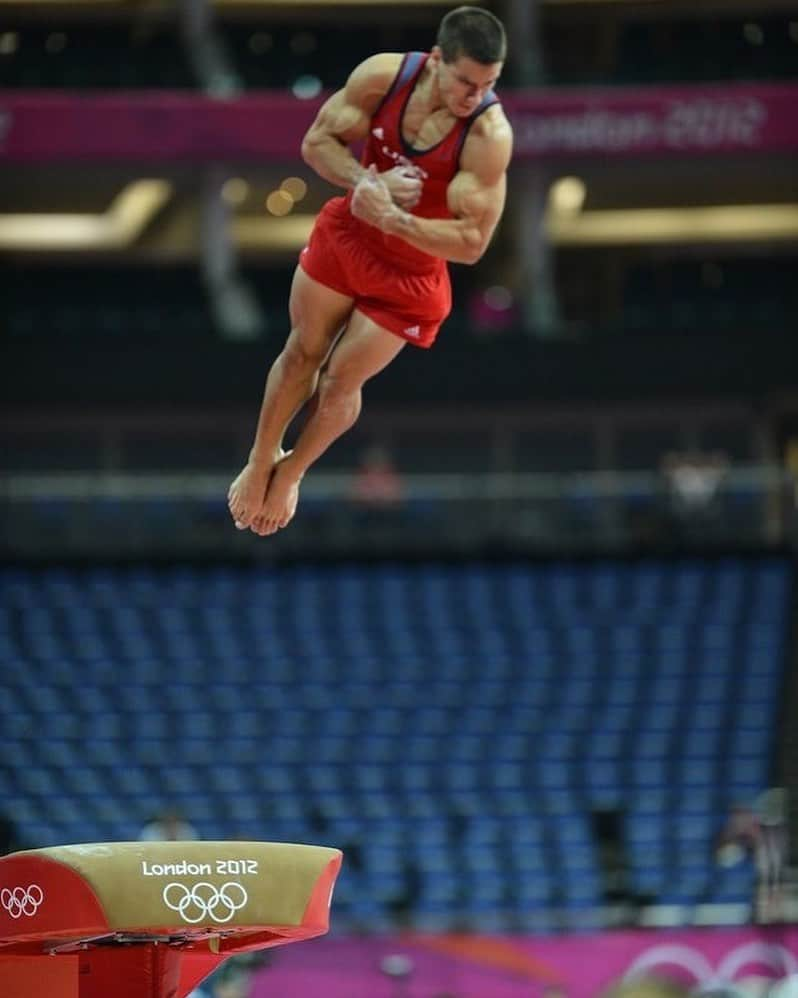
[0,840,342,998]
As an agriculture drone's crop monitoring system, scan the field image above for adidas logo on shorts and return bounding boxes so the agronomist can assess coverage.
[403,325,421,339]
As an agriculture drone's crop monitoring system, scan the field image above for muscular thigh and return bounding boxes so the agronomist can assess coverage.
[288,265,354,360]
[325,309,406,389]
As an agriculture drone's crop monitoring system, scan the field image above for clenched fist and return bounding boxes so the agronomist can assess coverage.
[380,164,424,210]
[351,165,399,231]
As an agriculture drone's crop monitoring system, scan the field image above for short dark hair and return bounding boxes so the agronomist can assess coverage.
[437,6,507,65]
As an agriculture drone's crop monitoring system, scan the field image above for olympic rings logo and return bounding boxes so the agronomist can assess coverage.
[624,941,798,996]
[162,882,248,924]
[1,884,44,919]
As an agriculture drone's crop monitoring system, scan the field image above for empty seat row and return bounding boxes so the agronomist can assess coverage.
[0,558,788,926]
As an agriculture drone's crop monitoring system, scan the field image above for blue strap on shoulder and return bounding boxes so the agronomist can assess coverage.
[455,90,500,165]
[397,51,425,89]
[475,89,499,114]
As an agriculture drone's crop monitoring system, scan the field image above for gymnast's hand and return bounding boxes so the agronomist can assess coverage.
[380,164,423,210]
[351,165,401,230]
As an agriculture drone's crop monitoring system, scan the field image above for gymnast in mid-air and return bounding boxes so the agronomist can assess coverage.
[227,5,513,536]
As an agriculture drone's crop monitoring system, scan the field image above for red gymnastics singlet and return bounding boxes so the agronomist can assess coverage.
[346,51,500,274]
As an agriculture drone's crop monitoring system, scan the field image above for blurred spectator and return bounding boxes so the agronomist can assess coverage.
[660,448,729,544]
[716,788,789,922]
[138,807,199,842]
[662,448,729,516]
[716,800,762,867]
[590,807,634,905]
[0,812,23,856]
[380,953,414,998]
[755,787,789,921]
[350,445,405,508]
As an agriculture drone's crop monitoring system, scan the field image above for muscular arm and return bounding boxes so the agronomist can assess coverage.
[353,109,513,265]
[300,54,400,189]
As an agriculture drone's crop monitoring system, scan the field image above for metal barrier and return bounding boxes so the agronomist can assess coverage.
[1,465,794,559]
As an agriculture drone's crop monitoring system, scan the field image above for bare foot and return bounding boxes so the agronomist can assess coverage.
[227,453,280,529]
[251,455,302,536]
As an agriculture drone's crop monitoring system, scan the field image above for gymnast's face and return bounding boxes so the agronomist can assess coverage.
[432,48,502,117]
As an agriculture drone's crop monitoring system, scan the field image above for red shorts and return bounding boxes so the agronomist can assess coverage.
[298,197,452,349]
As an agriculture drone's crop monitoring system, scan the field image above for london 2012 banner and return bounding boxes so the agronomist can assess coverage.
[1,83,797,162]
[250,926,798,998]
